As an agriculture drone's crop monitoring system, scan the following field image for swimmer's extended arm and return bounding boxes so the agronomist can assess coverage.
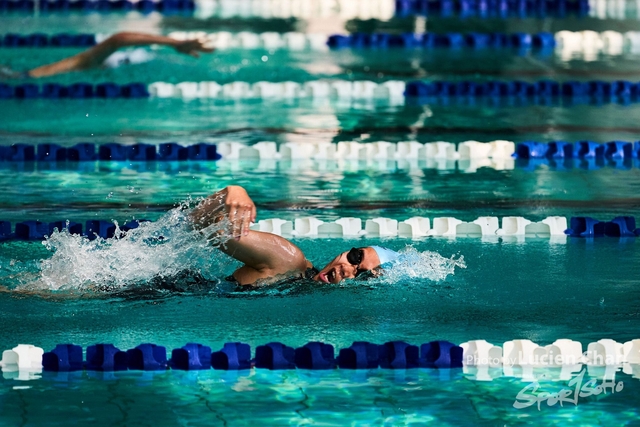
[28,32,214,78]
[190,186,309,285]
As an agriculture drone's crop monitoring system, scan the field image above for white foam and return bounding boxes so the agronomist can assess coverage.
[37,205,227,292]
[375,247,466,284]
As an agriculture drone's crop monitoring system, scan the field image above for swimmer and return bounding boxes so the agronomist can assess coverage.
[190,185,399,286]
[0,31,214,79]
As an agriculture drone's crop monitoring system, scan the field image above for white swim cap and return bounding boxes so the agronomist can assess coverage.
[370,246,399,266]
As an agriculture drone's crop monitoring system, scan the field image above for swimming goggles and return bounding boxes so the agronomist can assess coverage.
[346,247,367,277]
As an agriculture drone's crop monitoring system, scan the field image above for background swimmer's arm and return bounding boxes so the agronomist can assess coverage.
[28,32,214,78]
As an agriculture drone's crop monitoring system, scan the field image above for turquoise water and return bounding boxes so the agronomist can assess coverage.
[1,369,639,426]
[1,235,639,350]
[4,100,640,142]
[2,7,640,427]
[0,162,638,222]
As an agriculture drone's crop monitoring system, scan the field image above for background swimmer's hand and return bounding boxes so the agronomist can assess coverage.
[174,39,215,58]
[224,185,257,239]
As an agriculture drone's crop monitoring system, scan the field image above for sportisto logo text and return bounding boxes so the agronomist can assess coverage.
[513,369,624,410]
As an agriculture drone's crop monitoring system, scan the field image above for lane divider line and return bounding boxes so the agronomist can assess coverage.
[1,338,638,376]
[0,216,638,241]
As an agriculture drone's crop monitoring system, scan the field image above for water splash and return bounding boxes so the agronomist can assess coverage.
[372,246,466,285]
[33,204,232,293]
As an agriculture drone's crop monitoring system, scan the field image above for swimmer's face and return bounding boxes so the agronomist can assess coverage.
[313,247,381,284]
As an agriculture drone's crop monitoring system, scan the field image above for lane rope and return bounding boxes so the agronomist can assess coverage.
[4,30,640,56]
[0,215,637,240]
[1,338,638,374]
[2,140,640,162]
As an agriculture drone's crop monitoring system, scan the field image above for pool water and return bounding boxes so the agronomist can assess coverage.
[1,234,639,348]
[0,161,638,222]
[2,369,639,426]
[1,4,640,427]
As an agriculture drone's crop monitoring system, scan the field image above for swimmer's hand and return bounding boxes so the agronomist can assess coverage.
[173,39,215,58]
[224,185,257,239]
[191,185,256,239]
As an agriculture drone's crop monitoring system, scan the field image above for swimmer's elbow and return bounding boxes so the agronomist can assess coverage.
[104,32,134,48]
[294,252,309,271]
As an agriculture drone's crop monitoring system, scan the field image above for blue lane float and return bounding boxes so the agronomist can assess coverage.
[95,83,121,98]
[394,0,589,17]
[294,342,336,370]
[546,141,574,158]
[211,342,252,370]
[379,341,420,369]
[605,141,634,158]
[337,341,382,369]
[512,141,638,159]
[328,32,556,49]
[0,0,195,13]
[48,221,82,236]
[565,217,606,237]
[37,143,68,161]
[121,219,149,233]
[36,341,467,373]
[42,344,84,372]
[170,343,212,371]
[86,344,128,371]
[67,143,97,161]
[0,221,12,241]
[0,142,219,162]
[514,141,548,158]
[577,141,605,158]
[85,220,116,240]
[0,143,36,161]
[14,84,39,98]
[128,143,157,161]
[0,83,149,99]
[1,33,96,47]
[126,344,168,371]
[603,216,637,237]
[0,219,141,241]
[158,143,189,161]
[405,80,640,100]
[187,143,222,161]
[15,220,48,240]
[255,342,296,370]
[420,341,464,368]
[98,143,128,161]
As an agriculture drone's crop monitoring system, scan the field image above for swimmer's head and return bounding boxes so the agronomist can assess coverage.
[313,246,399,284]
